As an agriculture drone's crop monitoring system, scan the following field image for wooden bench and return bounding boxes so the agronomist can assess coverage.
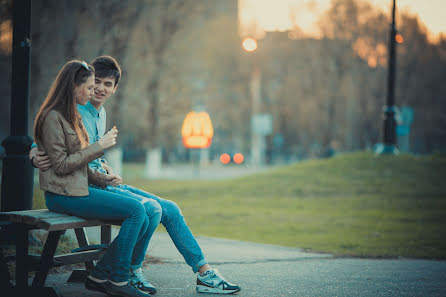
[0,209,121,290]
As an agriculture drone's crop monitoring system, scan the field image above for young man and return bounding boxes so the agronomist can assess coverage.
[30,56,241,295]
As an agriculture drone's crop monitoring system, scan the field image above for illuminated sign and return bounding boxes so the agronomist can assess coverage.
[181,111,214,149]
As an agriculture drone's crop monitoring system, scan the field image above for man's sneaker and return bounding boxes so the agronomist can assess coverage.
[196,269,241,294]
[105,281,151,297]
[84,276,108,294]
[129,268,157,295]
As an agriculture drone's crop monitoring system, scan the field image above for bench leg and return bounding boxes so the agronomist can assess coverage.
[67,225,112,283]
[0,248,12,288]
[66,227,96,283]
[15,224,29,288]
[74,227,95,271]
[101,225,112,244]
[31,230,64,288]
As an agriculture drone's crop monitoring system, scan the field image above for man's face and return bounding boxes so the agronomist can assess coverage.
[91,76,117,107]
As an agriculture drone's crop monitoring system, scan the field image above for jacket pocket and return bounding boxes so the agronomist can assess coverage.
[64,127,81,152]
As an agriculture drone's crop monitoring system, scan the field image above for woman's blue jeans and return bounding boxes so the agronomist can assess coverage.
[105,184,208,273]
[45,186,161,282]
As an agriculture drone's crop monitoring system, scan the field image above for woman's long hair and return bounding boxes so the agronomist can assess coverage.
[34,60,94,148]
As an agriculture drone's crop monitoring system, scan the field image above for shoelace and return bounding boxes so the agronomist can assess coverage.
[132,269,150,286]
[128,281,147,292]
[209,269,228,283]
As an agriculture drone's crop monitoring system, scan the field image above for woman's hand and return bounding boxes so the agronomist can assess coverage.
[105,173,122,187]
[102,162,114,174]
[98,127,118,150]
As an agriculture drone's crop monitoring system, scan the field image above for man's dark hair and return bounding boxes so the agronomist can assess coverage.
[90,56,121,85]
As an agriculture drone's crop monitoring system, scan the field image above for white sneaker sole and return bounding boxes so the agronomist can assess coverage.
[196,285,240,294]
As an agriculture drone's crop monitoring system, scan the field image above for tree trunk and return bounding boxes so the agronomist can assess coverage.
[148,77,160,150]
[144,72,162,178]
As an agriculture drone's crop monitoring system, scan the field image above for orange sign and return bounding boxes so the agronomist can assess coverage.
[181,111,214,149]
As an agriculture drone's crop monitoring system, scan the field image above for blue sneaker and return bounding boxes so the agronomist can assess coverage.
[196,269,241,294]
[129,268,157,295]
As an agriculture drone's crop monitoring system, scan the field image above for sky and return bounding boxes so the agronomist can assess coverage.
[238,0,445,41]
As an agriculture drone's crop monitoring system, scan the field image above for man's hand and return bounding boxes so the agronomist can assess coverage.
[102,163,114,174]
[105,173,122,187]
[29,147,52,171]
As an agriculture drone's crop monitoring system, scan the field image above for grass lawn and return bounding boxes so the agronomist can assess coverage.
[31,151,446,259]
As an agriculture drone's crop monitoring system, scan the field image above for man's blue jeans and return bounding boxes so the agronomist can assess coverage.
[45,187,161,282]
[105,184,208,273]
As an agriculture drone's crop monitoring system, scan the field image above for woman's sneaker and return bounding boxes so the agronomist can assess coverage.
[84,276,108,294]
[196,269,241,294]
[129,268,157,295]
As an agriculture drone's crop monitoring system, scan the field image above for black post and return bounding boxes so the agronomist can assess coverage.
[380,0,398,154]
[1,0,34,212]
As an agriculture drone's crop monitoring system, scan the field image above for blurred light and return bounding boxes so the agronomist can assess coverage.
[242,38,258,52]
[288,30,301,40]
[220,153,231,165]
[184,136,210,148]
[395,33,404,44]
[233,153,244,164]
[367,56,377,68]
[0,20,13,55]
[181,111,213,149]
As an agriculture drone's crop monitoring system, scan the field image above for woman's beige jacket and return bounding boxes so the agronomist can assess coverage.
[38,110,107,196]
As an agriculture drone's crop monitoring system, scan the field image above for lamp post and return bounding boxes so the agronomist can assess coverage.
[242,37,265,167]
[380,0,399,154]
[1,0,34,212]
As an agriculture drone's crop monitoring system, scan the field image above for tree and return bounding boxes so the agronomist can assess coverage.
[136,0,202,176]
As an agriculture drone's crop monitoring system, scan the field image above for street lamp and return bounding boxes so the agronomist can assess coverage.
[1,0,34,212]
[379,0,399,154]
[242,37,258,52]
[242,37,265,167]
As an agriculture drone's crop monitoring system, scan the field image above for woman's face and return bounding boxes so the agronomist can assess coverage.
[74,75,95,105]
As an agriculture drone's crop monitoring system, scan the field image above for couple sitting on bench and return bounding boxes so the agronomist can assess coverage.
[31,56,240,296]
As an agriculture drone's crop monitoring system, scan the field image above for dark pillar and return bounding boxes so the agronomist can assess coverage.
[379,0,398,154]
[1,0,34,212]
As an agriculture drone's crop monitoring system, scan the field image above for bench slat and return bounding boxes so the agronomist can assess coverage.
[54,249,106,265]
[1,209,123,231]
[38,217,107,231]
[0,209,67,226]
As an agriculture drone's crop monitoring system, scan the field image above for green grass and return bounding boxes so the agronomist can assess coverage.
[30,151,446,259]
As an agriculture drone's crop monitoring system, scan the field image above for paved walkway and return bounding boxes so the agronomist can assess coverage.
[40,230,446,297]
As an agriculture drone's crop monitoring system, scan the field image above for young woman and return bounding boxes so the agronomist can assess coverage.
[34,60,157,297]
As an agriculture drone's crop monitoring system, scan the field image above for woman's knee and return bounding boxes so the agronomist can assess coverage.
[128,199,147,219]
[139,215,150,236]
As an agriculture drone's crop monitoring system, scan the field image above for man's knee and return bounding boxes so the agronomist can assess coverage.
[144,200,162,220]
[161,200,184,223]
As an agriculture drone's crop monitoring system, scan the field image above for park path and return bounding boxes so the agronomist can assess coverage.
[43,230,446,297]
